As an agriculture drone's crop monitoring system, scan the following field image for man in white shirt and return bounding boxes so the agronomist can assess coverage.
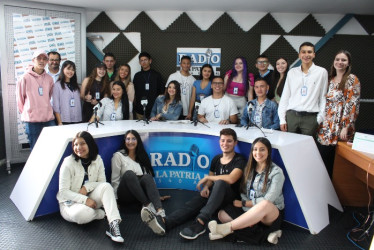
[46,51,61,83]
[198,76,238,125]
[278,42,328,136]
[166,55,196,119]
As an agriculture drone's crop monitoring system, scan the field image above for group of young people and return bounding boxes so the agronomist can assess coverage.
[57,128,285,245]
[15,41,361,245]
[16,42,360,178]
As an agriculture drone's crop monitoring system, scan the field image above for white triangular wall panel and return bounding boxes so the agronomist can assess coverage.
[146,11,183,30]
[128,53,141,81]
[261,35,281,54]
[336,17,368,35]
[271,13,309,33]
[186,11,224,31]
[313,14,344,33]
[283,36,322,52]
[106,11,140,30]
[86,32,120,52]
[86,11,101,27]
[228,12,267,32]
[123,32,141,53]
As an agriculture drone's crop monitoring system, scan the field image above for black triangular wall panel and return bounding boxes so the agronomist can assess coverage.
[249,13,285,35]
[354,15,374,35]
[206,13,244,33]
[124,11,161,32]
[86,48,101,77]
[262,36,299,65]
[165,12,202,32]
[289,14,325,36]
[103,33,139,65]
[87,12,120,32]
[141,32,261,81]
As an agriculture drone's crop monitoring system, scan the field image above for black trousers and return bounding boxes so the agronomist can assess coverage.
[117,171,162,210]
[165,180,238,230]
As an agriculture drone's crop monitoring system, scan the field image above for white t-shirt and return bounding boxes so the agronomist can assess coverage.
[166,71,196,116]
[198,95,238,123]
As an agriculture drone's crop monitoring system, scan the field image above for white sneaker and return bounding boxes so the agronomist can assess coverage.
[95,209,106,220]
[106,219,124,243]
[209,232,224,241]
[141,206,166,235]
[267,230,282,244]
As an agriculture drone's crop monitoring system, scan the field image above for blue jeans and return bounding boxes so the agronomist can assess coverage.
[24,120,55,150]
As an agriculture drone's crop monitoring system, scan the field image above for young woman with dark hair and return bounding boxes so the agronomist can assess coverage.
[80,63,111,122]
[224,57,255,117]
[57,131,124,243]
[113,64,135,119]
[317,50,360,177]
[53,60,82,125]
[111,130,167,235]
[208,137,285,245]
[273,57,289,104]
[89,81,130,122]
[150,81,182,121]
[186,64,214,120]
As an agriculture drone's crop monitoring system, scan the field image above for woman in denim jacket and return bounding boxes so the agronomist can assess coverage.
[208,137,285,245]
[150,80,182,121]
[240,79,280,130]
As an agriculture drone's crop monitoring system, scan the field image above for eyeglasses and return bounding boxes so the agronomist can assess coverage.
[212,82,224,85]
[125,137,137,142]
[256,61,268,65]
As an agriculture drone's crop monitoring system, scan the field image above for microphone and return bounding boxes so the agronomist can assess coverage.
[193,102,201,126]
[195,102,201,111]
[141,97,148,108]
[245,101,266,137]
[92,101,102,111]
[247,101,254,117]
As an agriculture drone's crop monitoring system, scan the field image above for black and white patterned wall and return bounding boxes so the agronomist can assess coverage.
[86,11,374,130]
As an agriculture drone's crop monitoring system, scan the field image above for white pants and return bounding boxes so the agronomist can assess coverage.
[60,182,121,224]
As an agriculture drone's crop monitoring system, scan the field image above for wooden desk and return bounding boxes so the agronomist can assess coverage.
[333,141,374,206]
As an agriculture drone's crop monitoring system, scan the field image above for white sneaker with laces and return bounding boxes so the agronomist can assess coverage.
[106,219,124,243]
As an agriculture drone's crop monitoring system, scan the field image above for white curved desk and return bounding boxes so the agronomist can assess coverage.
[10,120,342,234]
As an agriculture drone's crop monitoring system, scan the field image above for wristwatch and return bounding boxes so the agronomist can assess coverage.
[242,200,246,207]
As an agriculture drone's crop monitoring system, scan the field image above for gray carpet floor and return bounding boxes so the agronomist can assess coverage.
[0,163,371,249]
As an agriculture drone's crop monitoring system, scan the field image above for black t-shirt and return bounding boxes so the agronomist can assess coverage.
[210,153,247,194]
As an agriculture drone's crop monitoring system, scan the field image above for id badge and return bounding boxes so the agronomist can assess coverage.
[95,92,100,99]
[38,87,43,96]
[70,98,75,107]
[110,113,116,121]
[233,87,238,95]
[145,83,149,90]
[182,87,186,95]
[301,86,308,96]
[214,109,220,118]
[249,189,255,200]
[255,114,261,123]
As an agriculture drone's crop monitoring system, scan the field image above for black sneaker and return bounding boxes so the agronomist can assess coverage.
[141,206,166,235]
[180,220,206,240]
[106,219,124,243]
